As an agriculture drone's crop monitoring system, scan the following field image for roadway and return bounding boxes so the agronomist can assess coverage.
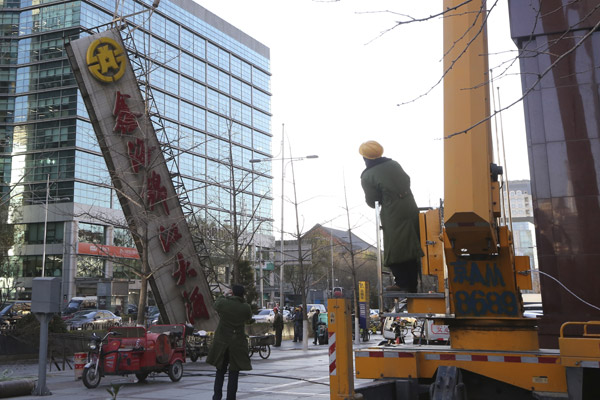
[1,334,386,400]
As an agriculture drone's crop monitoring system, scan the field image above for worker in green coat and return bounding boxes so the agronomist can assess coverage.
[206,285,253,400]
[359,140,424,292]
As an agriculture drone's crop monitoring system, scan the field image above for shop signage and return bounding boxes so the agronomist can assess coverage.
[67,29,217,330]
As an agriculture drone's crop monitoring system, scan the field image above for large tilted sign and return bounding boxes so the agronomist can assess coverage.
[66,29,217,330]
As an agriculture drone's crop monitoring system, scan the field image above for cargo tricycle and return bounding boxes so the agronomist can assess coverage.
[186,330,212,362]
[248,334,274,359]
[82,324,187,388]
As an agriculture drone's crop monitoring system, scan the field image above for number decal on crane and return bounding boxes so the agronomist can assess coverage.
[454,290,518,317]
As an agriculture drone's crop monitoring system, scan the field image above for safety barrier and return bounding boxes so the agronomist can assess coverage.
[74,352,87,379]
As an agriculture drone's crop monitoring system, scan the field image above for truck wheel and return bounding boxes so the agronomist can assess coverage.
[135,372,149,382]
[168,360,183,382]
[82,366,101,388]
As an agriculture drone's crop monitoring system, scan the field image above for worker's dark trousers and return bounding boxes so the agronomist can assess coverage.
[213,350,239,400]
[389,259,419,292]
[275,328,282,346]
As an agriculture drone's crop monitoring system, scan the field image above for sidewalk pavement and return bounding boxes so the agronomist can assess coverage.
[1,335,385,400]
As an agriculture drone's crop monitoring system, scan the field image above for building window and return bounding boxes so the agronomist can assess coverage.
[113,228,134,248]
[24,221,64,244]
[78,222,105,244]
[76,255,105,278]
[113,258,140,280]
[21,254,62,277]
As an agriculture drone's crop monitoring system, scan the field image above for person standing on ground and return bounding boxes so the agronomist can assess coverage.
[311,309,320,345]
[272,307,283,347]
[293,306,303,342]
[359,140,424,293]
[206,285,253,400]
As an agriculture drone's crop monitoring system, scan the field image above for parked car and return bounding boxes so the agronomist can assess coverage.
[126,303,138,315]
[281,309,292,321]
[252,309,273,323]
[270,309,292,322]
[62,296,98,320]
[307,304,326,319]
[146,306,160,325]
[0,301,31,326]
[65,309,122,330]
[411,319,450,345]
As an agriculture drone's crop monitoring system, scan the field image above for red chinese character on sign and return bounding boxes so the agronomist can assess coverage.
[127,138,154,173]
[147,171,170,215]
[172,252,197,285]
[159,224,182,253]
[183,286,209,324]
[113,91,140,135]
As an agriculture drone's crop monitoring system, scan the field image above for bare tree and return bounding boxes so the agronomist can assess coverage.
[338,179,378,342]
[347,1,600,138]
[202,118,272,290]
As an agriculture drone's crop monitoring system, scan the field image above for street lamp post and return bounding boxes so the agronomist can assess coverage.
[249,142,318,309]
[42,174,50,277]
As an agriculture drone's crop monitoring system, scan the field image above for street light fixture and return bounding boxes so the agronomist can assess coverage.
[249,147,318,308]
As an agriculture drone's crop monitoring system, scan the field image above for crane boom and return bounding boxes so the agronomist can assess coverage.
[443,0,499,256]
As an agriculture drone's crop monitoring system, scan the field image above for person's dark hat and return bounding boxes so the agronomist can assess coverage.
[232,284,245,297]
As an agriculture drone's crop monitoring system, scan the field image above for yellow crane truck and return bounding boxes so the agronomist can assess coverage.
[330,1,600,399]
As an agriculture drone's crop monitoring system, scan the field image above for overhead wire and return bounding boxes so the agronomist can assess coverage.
[496,87,513,235]
[521,269,600,312]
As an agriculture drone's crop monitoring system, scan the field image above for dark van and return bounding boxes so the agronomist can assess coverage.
[62,296,98,320]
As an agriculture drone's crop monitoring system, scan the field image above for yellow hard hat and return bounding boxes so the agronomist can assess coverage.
[359,141,384,159]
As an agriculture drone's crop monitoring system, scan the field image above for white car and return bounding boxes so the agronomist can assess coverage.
[252,309,273,323]
[306,304,327,319]
[280,309,292,321]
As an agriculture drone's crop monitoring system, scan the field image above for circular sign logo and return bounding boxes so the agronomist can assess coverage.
[86,37,126,83]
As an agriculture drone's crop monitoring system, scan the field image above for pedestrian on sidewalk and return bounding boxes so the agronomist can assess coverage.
[206,285,254,400]
[273,307,283,347]
[359,140,424,293]
[293,306,303,342]
[311,309,320,345]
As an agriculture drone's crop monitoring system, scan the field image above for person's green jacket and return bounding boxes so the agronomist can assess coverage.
[361,158,424,266]
[205,295,253,371]
[273,312,283,330]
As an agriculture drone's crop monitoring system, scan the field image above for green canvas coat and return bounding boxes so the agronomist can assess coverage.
[361,158,424,266]
[205,295,253,372]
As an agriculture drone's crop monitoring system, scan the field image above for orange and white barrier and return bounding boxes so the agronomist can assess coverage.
[74,352,87,379]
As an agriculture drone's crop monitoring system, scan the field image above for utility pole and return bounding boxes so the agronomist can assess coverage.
[41,174,49,277]
[280,125,285,307]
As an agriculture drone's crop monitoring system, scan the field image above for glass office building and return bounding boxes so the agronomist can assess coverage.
[0,0,273,304]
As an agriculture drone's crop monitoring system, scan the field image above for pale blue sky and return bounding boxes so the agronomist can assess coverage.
[195,0,530,245]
